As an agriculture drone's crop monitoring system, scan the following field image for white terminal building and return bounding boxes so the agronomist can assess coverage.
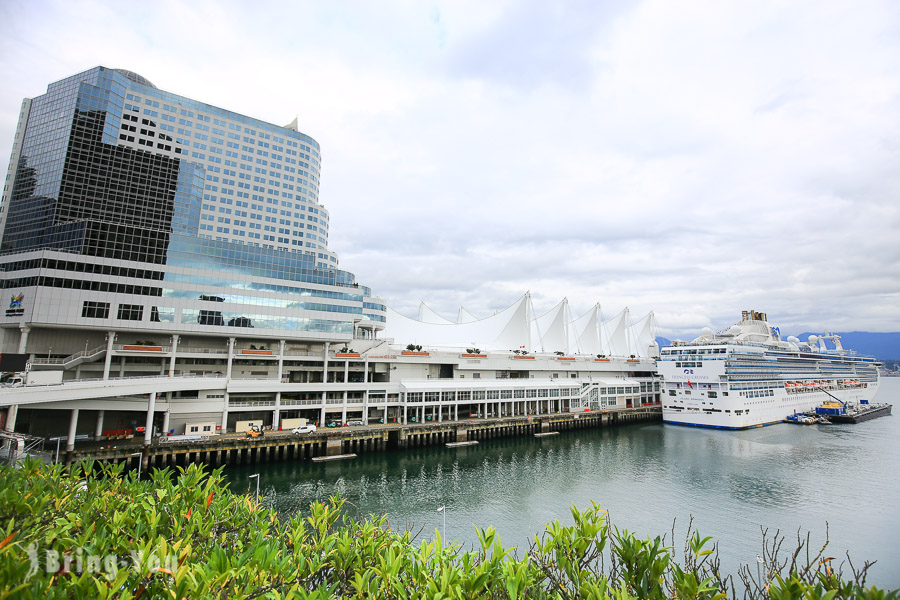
[0,67,661,450]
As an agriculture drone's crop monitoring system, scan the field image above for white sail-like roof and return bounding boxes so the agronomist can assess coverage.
[384,294,649,357]
[457,307,478,323]
[570,303,603,355]
[532,298,570,353]
[629,311,657,357]
[604,308,631,357]
[385,294,532,351]
[417,302,454,324]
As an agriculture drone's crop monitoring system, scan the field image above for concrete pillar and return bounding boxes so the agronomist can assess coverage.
[144,392,157,445]
[66,409,79,451]
[102,331,115,380]
[95,410,105,439]
[5,404,18,432]
[225,337,236,379]
[403,404,408,424]
[454,402,458,421]
[168,334,179,377]
[277,339,285,381]
[221,394,229,434]
[17,325,30,353]
[438,402,443,422]
[362,390,369,425]
[363,358,369,383]
[273,392,281,430]
[340,393,347,425]
[326,437,342,456]
[320,342,329,425]
[119,356,126,377]
[162,409,170,437]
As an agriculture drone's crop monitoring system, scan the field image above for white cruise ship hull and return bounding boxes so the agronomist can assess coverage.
[662,383,881,430]
[658,311,882,430]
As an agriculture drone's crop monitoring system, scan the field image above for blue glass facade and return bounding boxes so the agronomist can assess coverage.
[0,66,386,340]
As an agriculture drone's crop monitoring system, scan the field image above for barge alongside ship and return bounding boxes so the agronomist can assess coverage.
[816,400,892,424]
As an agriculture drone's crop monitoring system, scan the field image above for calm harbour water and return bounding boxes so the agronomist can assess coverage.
[225,378,899,588]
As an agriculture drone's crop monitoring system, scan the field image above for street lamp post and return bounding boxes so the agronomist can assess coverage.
[130,452,142,478]
[437,505,446,543]
[249,474,260,504]
[50,436,62,463]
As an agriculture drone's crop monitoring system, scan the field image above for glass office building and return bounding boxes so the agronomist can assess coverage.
[0,66,386,349]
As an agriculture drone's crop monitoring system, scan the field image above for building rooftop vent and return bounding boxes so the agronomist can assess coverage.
[114,69,157,89]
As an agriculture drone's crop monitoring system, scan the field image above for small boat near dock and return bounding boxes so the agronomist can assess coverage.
[312,453,357,462]
[784,413,817,425]
[445,441,479,448]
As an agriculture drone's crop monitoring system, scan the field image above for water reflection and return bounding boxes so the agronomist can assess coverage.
[226,382,899,587]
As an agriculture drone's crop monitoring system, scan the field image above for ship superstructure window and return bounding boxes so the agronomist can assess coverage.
[117,304,144,321]
[82,301,110,319]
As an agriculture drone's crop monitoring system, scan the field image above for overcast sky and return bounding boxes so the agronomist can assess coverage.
[1,0,898,339]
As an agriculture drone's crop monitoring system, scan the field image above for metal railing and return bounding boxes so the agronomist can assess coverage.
[30,344,108,367]
[176,346,228,354]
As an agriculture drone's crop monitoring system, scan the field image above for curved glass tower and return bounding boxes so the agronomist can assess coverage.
[0,66,386,344]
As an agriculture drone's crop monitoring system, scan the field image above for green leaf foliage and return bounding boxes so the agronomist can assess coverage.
[0,459,894,599]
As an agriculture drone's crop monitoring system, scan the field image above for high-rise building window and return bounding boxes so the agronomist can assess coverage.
[82,301,110,319]
[117,304,144,321]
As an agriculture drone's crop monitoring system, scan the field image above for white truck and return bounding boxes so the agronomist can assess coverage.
[6,371,64,386]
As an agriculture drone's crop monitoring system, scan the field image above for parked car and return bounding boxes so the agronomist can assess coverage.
[347,420,364,426]
[291,425,317,435]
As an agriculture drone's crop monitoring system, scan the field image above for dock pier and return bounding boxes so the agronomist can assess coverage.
[68,406,661,470]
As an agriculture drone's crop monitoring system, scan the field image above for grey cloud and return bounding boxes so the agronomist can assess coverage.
[444,0,631,91]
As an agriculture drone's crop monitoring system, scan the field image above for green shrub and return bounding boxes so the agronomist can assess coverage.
[0,460,895,599]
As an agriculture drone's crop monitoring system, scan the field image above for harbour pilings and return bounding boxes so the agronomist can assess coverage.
[67,406,661,469]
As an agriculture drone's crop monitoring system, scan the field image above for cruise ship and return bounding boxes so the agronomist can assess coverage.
[658,310,881,429]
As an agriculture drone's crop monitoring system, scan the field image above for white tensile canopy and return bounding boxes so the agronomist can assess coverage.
[569,303,603,355]
[385,294,533,352]
[416,302,454,324]
[629,311,659,357]
[603,308,630,357]
[456,306,478,324]
[384,293,658,357]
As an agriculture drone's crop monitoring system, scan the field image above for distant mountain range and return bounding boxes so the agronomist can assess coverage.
[655,332,900,360]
